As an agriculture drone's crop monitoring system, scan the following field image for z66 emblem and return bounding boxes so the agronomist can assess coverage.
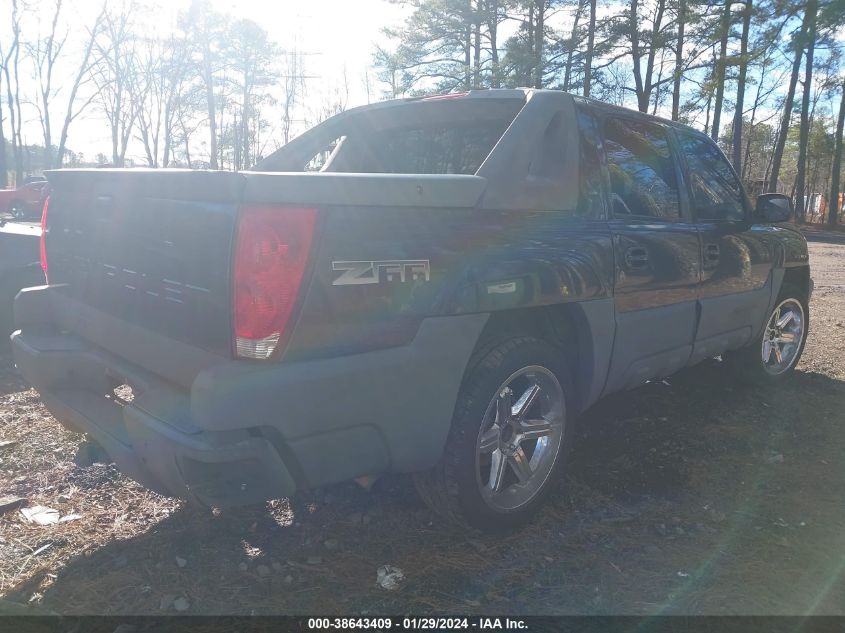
[332,260,431,286]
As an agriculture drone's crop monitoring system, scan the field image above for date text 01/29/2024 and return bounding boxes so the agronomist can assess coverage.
[306,617,528,630]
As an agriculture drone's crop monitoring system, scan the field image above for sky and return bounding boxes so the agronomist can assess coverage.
[7,0,835,169]
[9,0,406,164]
[196,0,405,101]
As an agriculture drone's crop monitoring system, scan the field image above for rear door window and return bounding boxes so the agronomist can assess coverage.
[575,106,606,218]
[603,117,680,220]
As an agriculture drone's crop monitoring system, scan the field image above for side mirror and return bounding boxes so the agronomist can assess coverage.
[756,193,793,223]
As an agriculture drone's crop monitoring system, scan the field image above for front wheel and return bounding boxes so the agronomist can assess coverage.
[725,285,809,381]
[413,337,572,531]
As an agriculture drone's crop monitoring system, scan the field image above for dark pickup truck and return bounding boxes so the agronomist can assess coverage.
[12,90,811,530]
[1,219,44,343]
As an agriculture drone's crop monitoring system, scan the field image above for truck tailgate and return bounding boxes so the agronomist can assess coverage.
[45,170,242,358]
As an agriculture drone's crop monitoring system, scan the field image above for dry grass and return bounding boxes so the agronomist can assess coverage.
[0,238,844,615]
[0,369,181,604]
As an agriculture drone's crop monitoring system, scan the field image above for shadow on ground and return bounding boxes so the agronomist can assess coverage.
[9,359,844,616]
[800,229,845,245]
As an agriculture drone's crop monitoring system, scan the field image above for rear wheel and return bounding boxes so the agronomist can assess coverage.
[413,337,572,531]
[724,284,809,381]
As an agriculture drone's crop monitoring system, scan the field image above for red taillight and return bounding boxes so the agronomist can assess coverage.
[40,196,50,280]
[232,205,317,359]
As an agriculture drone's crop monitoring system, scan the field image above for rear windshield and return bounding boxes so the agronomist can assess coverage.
[359,118,514,174]
[254,98,523,175]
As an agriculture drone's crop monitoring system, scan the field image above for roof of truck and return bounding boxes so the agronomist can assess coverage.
[408,88,703,138]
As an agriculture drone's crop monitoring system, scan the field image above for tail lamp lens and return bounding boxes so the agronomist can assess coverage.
[40,196,50,280]
[232,205,316,359]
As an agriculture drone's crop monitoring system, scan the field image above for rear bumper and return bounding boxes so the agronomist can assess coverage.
[12,330,298,505]
[12,286,487,506]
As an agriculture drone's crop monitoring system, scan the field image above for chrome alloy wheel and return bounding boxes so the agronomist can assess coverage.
[475,365,565,512]
[761,298,805,376]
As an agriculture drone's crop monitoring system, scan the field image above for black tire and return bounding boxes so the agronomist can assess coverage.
[723,282,809,382]
[413,336,573,532]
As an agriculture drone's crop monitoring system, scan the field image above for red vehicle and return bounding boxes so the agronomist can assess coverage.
[0,179,49,220]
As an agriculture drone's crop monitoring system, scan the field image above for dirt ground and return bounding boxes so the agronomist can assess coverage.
[0,237,843,616]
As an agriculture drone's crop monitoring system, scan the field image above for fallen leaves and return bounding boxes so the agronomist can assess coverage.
[19,506,59,526]
[376,565,405,591]
[19,506,82,526]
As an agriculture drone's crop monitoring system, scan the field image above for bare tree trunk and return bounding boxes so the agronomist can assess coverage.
[710,0,732,141]
[808,156,817,220]
[233,114,240,171]
[200,25,218,169]
[56,9,102,169]
[527,4,534,57]
[183,125,193,169]
[11,22,23,184]
[641,0,666,112]
[35,0,64,168]
[805,153,814,219]
[281,49,305,143]
[2,0,24,184]
[763,140,774,186]
[704,51,714,135]
[671,0,686,120]
[473,1,481,88]
[768,16,806,192]
[0,66,6,188]
[163,94,173,168]
[652,56,664,114]
[630,0,645,110]
[583,0,596,97]
[487,0,500,87]
[0,0,20,186]
[534,0,546,88]
[741,63,765,182]
[241,76,250,170]
[829,77,845,227]
[204,69,218,167]
[730,0,752,170]
[464,0,472,89]
[563,0,584,92]
[217,102,226,169]
[794,0,817,223]
[111,95,120,166]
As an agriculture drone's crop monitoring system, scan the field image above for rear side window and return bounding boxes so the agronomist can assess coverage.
[604,118,680,219]
[360,118,512,175]
[575,106,606,218]
[677,132,747,221]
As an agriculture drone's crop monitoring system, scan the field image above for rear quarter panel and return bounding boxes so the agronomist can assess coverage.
[285,206,614,361]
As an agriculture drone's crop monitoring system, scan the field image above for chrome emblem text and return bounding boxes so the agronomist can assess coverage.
[332,260,431,286]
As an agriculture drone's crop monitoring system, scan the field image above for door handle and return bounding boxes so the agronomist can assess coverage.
[624,246,649,270]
